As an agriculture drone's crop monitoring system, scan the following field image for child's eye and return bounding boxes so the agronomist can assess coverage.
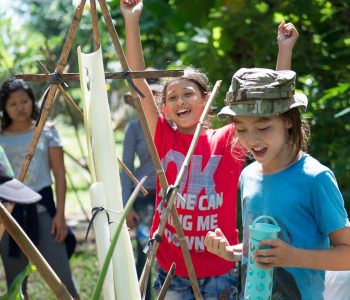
[236,128,246,133]
[258,127,270,131]
[167,96,176,102]
[184,92,193,97]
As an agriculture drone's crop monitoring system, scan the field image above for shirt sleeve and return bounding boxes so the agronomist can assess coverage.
[312,170,350,235]
[121,121,137,205]
[45,126,63,147]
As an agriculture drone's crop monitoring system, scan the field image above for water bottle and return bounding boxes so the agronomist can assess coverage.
[244,216,281,300]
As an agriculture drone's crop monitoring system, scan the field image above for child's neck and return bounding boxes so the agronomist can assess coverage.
[4,120,35,134]
[177,125,207,135]
[261,150,303,175]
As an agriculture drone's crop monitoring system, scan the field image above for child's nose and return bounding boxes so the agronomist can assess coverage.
[246,133,259,146]
[177,96,185,104]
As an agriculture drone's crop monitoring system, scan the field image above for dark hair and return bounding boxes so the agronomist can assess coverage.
[0,78,39,129]
[281,107,310,158]
[161,67,210,104]
[159,67,215,127]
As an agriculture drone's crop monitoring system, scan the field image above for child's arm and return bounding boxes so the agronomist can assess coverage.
[204,228,242,261]
[276,21,299,70]
[255,227,350,270]
[49,146,68,243]
[121,0,159,138]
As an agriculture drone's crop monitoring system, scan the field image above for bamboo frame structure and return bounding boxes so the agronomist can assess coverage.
[0,0,218,298]
[39,60,150,196]
[96,0,203,298]
[15,70,183,82]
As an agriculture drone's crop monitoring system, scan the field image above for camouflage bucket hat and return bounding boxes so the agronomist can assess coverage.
[218,68,308,118]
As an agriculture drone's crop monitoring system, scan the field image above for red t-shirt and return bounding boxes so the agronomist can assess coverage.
[150,116,244,277]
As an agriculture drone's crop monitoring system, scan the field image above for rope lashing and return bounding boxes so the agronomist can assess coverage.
[143,233,162,254]
[36,71,69,126]
[85,206,115,240]
[122,69,145,98]
[156,184,184,214]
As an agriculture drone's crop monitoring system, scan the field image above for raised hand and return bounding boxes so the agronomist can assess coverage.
[120,0,143,18]
[277,20,299,51]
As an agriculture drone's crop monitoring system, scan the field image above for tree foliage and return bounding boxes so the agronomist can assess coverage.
[112,0,350,204]
[0,0,349,203]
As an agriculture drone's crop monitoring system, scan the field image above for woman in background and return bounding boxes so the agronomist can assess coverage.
[0,78,79,299]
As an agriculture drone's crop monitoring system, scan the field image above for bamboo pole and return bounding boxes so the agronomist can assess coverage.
[0,201,73,300]
[0,0,87,240]
[157,263,176,300]
[89,183,115,300]
[90,0,101,50]
[97,0,202,298]
[14,70,183,82]
[78,46,140,299]
[66,170,91,222]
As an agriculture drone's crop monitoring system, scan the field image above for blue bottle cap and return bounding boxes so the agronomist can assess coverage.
[249,216,281,241]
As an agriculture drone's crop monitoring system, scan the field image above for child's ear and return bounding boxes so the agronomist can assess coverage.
[285,119,293,129]
[203,92,210,104]
[162,104,168,116]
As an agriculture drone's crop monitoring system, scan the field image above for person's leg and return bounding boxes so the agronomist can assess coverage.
[0,231,29,297]
[200,265,239,300]
[36,210,79,299]
[154,264,239,300]
[153,265,195,300]
[134,192,156,300]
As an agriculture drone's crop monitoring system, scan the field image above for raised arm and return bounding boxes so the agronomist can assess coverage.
[121,0,159,138]
[276,20,299,70]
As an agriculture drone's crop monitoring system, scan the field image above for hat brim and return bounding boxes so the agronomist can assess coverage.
[218,93,308,118]
[0,178,42,204]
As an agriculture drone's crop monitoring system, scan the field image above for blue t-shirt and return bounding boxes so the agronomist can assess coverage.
[0,126,62,191]
[240,154,349,300]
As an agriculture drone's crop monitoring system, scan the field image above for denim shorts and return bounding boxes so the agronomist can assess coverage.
[153,264,239,300]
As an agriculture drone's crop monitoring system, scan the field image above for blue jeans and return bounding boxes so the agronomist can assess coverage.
[154,264,239,300]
